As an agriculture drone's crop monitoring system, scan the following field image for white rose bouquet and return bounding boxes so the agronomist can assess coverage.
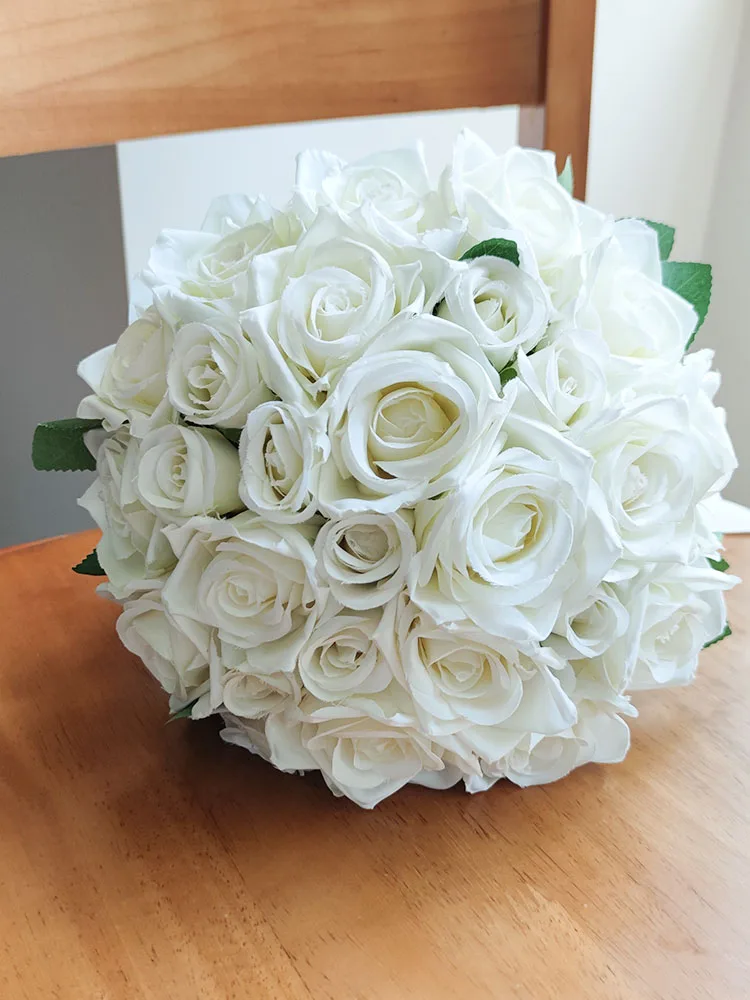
[33,134,738,808]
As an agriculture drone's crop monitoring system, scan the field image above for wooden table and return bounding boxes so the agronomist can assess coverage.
[1,531,748,999]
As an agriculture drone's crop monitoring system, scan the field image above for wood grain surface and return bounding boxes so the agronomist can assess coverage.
[0,0,543,157]
[543,0,597,197]
[1,530,748,999]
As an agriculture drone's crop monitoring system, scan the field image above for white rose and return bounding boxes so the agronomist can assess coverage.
[386,596,576,744]
[409,436,620,643]
[244,212,397,399]
[297,610,393,701]
[238,401,329,522]
[442,134,608,310]
[209,638,303,723]
[314,509,415,609]
[572,700,632,764]
[167,312,272,428]
[628,561,737,690]
[116,589,210,709]
[691,493,731,565]
[575,219,697,362]
[583,395,732,565]
[565,581,647,708]
[219,711,273,762]
[548,582,630,660]
[137,424,242,522]
[443,137,574,262]
[317,313,508,514]
[465,701,632,791]
[77,306,174,435]
[468,731,580,790]
[78,429,175,598]
[222,668,300,719]
[610,349,736,497]
[436,254,549,368]
[514,328,611,437]
[266,695,446,808]
[142,195,300,308]
[162,513,322,671]
[295,145,431,235]
[243,212,457,402]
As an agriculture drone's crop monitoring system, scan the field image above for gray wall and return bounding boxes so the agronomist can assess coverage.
[0,146,127,547]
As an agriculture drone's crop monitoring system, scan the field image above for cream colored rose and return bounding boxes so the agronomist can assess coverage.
[297,610,393,702]
[116,590,210,709]
[437,255,549,369]
[137,424,242,522]
[78,428,175,598]
[441,134,610,311]
[317,313,508,514]
[464,699,632,792]
[385,597,575,747]
[628,561,737,690]
[582,390,735,567]
[77,306,174,435]
[222,670,300,719]
[410,439,619,643]
[208,639,301,719]
[266,695,446,808]
[167,313,272,428]
[244,223,397,400]
[548,582,630,661]
[575,219,697,362]
[314,510,415,609]
[143,195,300,308]
[514,328,611,437]
[295,145,431,234]
[242,211,457,403]
[238,401,328,522]
[162,513,322,672]
[219,711,273,762]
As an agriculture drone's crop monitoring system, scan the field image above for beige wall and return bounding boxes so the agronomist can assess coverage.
[587,0,744,259]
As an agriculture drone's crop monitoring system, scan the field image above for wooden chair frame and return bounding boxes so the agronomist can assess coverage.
[0,0,596,196]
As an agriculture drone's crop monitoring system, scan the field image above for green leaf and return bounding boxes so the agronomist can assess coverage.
[72,549,105,576]
[218,427,242,446]
[661,261,712,348]
[704,622,731,649]
[558,156,574,196]
[32,418,102,471]
[167,699,199,724]
[460,238,520,267]
[708,556,730,573]
[499,366,518,386]
[640,219,675,261]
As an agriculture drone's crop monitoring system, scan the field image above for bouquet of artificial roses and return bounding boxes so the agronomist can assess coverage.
[33,132,737,807]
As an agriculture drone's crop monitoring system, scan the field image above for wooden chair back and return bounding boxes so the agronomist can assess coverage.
[0,0,596,195]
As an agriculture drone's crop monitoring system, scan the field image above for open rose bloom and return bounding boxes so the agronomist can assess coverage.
[40,133,738,808]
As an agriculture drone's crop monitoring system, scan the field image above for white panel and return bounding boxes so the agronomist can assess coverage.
[702,4,750,505]
[587,0,744,260]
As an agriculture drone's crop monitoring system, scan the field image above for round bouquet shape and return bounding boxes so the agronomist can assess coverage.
[34,134,738,807]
